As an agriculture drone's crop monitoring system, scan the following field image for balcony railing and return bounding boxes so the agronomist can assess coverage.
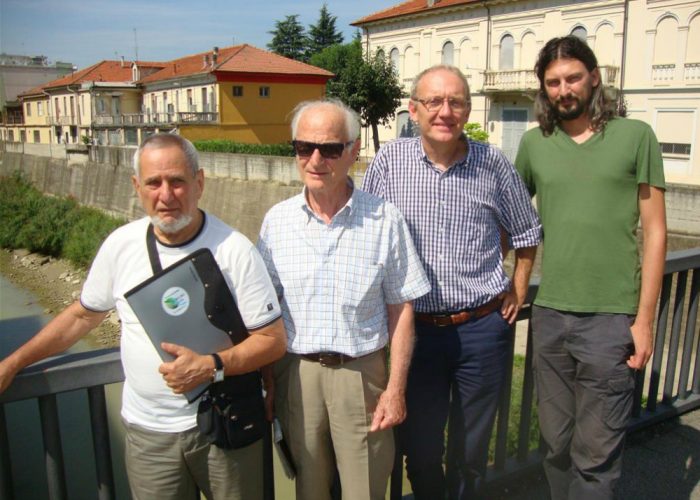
[2,117,24,125]
[1,248,698,499]
[92,112,219,127]
[652,64,676,84]
[483,65,619,92]
[685,62,700,83]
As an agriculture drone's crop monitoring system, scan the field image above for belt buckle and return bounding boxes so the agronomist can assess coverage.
[318,352,340,367]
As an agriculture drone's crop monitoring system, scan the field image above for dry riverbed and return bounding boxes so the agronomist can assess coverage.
[0,248,120,347]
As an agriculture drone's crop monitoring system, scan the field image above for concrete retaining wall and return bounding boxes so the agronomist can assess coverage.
[0,149,698,241]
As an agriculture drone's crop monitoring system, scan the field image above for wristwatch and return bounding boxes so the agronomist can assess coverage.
[211,353,225,383]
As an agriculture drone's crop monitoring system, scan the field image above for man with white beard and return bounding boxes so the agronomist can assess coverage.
[0,133,286,500]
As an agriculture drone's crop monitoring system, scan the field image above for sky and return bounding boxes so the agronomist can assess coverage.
[0,0,402,70]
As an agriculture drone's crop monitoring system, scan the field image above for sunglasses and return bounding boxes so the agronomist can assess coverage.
[291,140,355,159]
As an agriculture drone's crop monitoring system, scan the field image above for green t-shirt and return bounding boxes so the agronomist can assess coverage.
[515,118,665,314]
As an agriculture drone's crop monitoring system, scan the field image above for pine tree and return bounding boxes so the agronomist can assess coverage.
[306,4,344,59]
[267,15,307,61]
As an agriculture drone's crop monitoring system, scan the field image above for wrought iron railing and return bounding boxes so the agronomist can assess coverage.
[1,249,698,499]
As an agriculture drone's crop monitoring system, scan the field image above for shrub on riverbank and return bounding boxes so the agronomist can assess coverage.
[193,139,294,157]
[0,173,125,267]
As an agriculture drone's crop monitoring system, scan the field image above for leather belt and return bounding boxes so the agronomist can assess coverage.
[300,352,362,368]
[415,297,503,327]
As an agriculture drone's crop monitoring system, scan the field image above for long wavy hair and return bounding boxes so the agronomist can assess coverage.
[534,36,617,136]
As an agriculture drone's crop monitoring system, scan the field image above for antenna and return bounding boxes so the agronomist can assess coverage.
[133,28,139,61]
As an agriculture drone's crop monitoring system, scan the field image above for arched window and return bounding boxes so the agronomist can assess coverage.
[441,41,454,65]
[571,26,588,42]
[499,35,514,70]
[376,48,385,59]
[389,48,400,73]
[396,111,418,138]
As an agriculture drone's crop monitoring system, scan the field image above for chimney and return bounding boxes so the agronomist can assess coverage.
[120,55,125,67]
[203,54,209,69]
[212,46,219,67]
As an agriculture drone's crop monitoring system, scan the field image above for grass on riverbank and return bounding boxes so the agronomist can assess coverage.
[0,173,126,267]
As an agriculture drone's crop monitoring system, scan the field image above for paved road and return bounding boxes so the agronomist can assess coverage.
[485,409,700,500]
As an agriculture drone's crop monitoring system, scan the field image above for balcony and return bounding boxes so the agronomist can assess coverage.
[92,112,219,127]
[483,65,619,93]
[51,116,76,126]
[652,64,676,84]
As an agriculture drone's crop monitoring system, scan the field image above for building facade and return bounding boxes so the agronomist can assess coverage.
[353,0,700,186]
[1,45,332,148]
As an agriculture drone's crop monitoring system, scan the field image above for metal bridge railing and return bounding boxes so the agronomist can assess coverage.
[1,248,698,499]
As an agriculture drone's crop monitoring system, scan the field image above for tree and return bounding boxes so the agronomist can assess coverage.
[268,15,307,61]
[463,122,489,142]
[312,40,405,154]
[306,4,343,59]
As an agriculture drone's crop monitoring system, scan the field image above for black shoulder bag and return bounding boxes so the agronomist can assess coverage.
[146,224,266,449]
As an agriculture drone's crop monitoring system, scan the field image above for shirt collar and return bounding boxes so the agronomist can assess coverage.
[418,134,470,172]
[299,177,356,222]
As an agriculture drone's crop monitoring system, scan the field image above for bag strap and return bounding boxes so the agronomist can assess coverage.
[146,223,163,274]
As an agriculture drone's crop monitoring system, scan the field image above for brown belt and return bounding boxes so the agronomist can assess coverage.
[300,352,365,367]
[415,297,503,327]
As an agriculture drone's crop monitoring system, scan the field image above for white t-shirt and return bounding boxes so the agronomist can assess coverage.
[81,213,281,432]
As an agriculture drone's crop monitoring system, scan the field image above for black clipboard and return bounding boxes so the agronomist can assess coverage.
[124,248,249,402]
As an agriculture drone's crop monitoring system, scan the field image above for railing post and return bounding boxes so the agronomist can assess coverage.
[39,394,67,500]
[88,386,115,500]
[517,317,536,462]
[679,269,698,399]
[0,405,14,500]
[648,274,673,412]
[263,422,274,500]
[663,271,688,403]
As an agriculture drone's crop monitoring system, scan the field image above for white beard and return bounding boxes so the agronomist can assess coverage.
[150,214,193,234]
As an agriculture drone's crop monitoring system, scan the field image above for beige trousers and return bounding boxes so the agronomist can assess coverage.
[274,350,394,500]
[123,420,263,500]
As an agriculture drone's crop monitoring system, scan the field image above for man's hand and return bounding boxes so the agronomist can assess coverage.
[499,289,521,324]
[159,342,214,394]
[627,320,653,370]
[370,389,406,432]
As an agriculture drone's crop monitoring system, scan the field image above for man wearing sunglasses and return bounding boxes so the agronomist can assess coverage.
[256,99,430,500]
[362,65,542,499]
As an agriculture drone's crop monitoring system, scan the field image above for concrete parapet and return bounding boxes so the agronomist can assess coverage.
[1,149,698,242]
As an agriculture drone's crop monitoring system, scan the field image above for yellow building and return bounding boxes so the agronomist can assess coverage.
[353,0,700,186]
[139,44,333,144]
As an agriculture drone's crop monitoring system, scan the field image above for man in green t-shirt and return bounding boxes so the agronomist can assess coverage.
[515,36,666,499]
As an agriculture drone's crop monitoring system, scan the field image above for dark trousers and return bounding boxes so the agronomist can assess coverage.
[399,311,511,500]
[532,306,636,500]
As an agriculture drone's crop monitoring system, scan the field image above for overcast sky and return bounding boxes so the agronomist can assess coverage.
[1,0,400,69]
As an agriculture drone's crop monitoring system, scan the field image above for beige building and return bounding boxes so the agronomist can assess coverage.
[353,0,700,186]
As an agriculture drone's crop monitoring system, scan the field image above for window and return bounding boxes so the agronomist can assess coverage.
[96,97,106,114]
[125,129,139,145]
[33,130,40,143]
[8,130,14,142]
[499,35,514,70]
[38,101,44,116]
[232,86,243,97]
[659,143,691,157]
[259,86,270,98]
[26,103,32,116]
[571,26,588,42]
[441,41,454,66]
[20,130,26,142]
[389,48,400,72]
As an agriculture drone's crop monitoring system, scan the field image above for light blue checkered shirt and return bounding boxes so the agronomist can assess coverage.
[362,136,542,313]
[257,185,431,356]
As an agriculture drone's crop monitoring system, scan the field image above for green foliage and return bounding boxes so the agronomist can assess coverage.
[63,208,125,267]
[306,3,344,59]
[268,14,307,62]
[0,173,126,268]
[464,122,489,142]
[192,140,294,157]
[312,40,405,153]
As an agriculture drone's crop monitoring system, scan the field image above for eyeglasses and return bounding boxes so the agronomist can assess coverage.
[413,96,470,113]
[291,140,355,159]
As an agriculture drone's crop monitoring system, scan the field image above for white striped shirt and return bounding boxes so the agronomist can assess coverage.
[257,186,430,356]
[362,136,541,313]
